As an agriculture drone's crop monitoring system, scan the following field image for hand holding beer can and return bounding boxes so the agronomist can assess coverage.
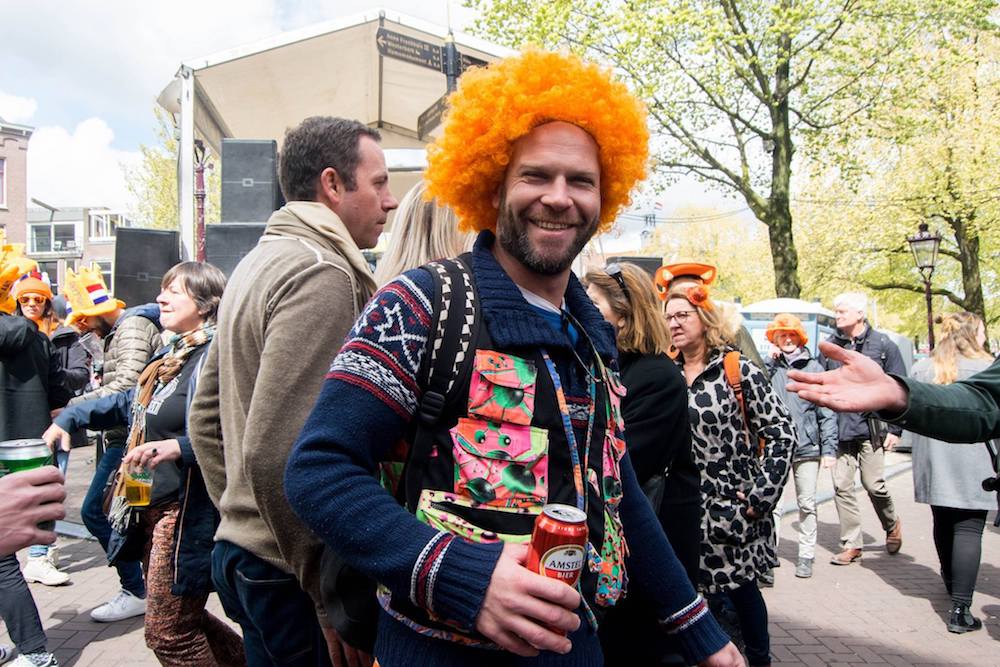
[526,504,588,587]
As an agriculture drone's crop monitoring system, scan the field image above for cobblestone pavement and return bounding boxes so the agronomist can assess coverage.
[2,449,997,665]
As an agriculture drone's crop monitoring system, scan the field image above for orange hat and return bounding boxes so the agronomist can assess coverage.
[13,270,53,301]
[653,261,717,301]
[766,313,808,347]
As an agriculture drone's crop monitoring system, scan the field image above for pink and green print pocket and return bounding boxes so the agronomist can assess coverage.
[451,417,548,508]
[467,350,536,425]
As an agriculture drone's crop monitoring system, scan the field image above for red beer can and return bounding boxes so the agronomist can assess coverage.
[526,504,588,586]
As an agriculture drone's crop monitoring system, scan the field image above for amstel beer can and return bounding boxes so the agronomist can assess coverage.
[526,503,588,586]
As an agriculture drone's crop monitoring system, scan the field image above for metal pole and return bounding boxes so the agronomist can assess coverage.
[178,67,196,261]
[445,31,459,92]
[193,140,207,262]
[924,274,935,350]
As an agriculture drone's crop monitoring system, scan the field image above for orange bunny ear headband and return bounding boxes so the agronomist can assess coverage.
[686,285,714,311]
[653,261,718,301]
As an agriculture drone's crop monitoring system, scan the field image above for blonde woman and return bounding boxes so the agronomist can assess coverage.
[910,312,995,633]
[584,263,702,666]
[373,181,473,286]
[665,282,795,667]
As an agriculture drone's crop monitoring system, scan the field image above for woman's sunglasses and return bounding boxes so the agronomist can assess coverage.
[605,263,631,304]
[18,295,48,306]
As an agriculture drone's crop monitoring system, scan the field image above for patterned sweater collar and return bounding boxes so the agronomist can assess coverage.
[470,231,617,359]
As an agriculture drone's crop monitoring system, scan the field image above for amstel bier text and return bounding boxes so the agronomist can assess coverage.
[526,503,588,586]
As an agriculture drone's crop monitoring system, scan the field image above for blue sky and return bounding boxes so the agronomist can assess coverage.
[0,1,478,209]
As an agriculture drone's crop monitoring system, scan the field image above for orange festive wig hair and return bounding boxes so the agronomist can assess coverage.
[425,49,649,234]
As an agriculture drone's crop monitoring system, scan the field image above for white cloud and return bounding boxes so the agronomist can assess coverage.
[27,118,140,210]
[0,92,38,124]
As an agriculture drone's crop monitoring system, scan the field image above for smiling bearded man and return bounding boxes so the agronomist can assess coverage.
[285,49,745,667]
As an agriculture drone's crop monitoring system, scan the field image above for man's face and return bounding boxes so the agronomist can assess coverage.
[337,136,398,250]
[75,313,113,338]
[834,305,864,332]
[493,122,601,276]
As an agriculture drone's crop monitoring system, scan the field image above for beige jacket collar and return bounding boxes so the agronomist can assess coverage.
[263,201,377,298]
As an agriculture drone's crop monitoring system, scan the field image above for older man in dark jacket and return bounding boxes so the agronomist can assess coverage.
[823,293,907,566]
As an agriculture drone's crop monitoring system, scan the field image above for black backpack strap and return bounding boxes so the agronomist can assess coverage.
[403,253,480,511]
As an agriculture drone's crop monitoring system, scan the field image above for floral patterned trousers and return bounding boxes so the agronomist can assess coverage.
[141,504,246,666]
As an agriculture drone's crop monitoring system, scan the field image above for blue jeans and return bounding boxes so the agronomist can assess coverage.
[212,540,330,667]
[0,554,47,654]
[80,445,145,597]
[28,450,70,559]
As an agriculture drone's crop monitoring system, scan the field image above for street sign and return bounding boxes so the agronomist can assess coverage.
[459,53,488,72]
[417,94,450,138]
[376,27,443,72]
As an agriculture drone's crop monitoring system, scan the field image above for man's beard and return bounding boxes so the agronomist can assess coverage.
[92,315,114,338]
[495,198,599,276]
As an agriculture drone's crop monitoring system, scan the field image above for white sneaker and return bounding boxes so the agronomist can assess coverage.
[10,653,58,667]
[22,556,69,587]
[0,644,16,665]
[90,589,146,623]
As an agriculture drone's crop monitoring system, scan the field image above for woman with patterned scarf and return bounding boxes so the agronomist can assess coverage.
[43,262,245,667]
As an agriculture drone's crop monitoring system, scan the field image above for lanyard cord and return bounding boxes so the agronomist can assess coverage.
[541,351,595,512]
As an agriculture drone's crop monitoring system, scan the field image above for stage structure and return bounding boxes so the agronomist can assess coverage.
[158,9,508,260]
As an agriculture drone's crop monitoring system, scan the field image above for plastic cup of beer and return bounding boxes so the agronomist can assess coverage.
[124,467,153,507]
[0,439,56,529]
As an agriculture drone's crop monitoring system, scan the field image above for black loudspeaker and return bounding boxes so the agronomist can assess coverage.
[205,223,266,277]
[606,255,663,279]
[113,228,180,309]
[221,139,284,223]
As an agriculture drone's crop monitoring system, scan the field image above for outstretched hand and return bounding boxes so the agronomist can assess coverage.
[786,341,908,414]
[475,542,581,657]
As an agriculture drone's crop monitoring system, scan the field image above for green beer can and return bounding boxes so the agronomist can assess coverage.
[0,439,52,477]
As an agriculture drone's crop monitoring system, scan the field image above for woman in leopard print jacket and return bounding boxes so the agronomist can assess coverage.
[665,283,795,667]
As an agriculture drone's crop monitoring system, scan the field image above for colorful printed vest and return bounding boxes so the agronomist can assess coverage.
[379,314,631,647]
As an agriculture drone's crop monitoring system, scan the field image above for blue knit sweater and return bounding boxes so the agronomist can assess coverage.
[286,233,728,666]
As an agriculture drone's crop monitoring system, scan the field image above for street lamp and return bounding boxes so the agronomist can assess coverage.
[906,221,942,350]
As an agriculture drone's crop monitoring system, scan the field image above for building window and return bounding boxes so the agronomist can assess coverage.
[96,261,113,292]
[28,222,82,253]
[37,261,59,295]
[0,158,5,208]
[88,211,130,241]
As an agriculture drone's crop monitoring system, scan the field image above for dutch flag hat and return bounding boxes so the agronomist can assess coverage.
[13,269,53,300]
[62,263,125,325]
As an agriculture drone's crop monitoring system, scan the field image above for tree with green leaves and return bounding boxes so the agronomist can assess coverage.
[468,0,996,298]
[124,107,219,230]
[796,32,1000,342]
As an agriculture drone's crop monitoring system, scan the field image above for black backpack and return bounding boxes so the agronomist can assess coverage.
[319,255,480,652]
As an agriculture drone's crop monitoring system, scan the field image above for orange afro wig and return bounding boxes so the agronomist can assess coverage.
[425,49,649,235]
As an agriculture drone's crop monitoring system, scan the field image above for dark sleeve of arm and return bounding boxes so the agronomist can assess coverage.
[62,340,91,392]
[621,357,690,485]
[46,341,72,409]
[882,359,1000,441]
[882,340,908,436]
[618,453,729,663]
[54,389,133,433]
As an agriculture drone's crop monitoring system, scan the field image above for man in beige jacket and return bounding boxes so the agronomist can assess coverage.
[188,116,397,667]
